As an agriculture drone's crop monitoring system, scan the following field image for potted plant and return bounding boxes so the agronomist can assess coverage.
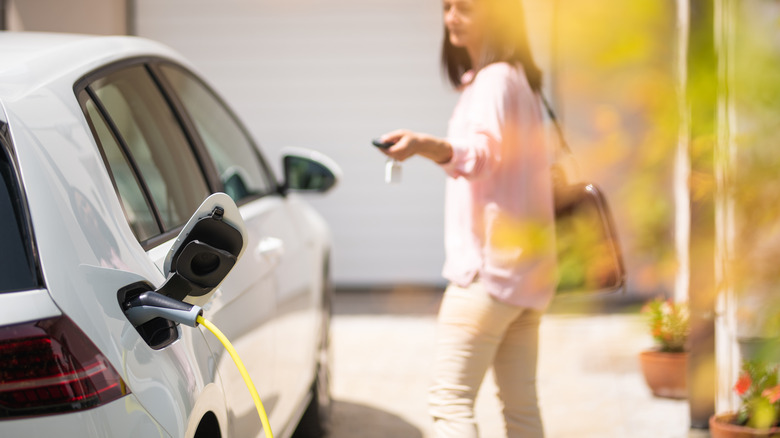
[638,298,689,399]
[710,360,780,437]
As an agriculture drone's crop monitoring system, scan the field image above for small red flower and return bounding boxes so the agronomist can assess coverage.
[763,385,780,403]
[735,373,752,396]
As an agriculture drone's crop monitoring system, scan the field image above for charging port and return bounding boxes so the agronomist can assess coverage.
[118,282,178,350]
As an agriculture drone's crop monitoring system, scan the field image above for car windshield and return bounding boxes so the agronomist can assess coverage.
[0,123,41,293]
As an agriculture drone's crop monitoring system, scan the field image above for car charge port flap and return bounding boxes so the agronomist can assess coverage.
[160,193,246,302]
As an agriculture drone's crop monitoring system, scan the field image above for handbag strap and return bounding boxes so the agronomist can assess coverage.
[538,93,581,185]
[539,93,573,156]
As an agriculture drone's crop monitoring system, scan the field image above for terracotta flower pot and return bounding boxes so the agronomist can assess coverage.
[638,349,687,399]
[710,413,780,438]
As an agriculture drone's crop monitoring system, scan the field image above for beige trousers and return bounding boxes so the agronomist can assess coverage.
[429,282,544,438]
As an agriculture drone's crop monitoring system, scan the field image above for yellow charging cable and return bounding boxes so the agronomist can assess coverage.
[197,315,274,438]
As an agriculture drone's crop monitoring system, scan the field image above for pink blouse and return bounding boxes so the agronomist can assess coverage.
[440,62,556,310]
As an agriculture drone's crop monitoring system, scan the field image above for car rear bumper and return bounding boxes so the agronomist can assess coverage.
[1,394,171,438]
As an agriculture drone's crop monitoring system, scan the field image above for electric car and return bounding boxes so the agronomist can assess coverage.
[0,32,338,438]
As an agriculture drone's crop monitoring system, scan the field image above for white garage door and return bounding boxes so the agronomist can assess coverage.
[135,0,554,288]
[135,0,459,287]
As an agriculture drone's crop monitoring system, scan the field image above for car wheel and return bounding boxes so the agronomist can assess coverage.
[293,261,333,437]
[193,412,221,438]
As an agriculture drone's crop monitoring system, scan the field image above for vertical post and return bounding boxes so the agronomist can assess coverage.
[675,0,690,306]
[0,0,6,31]
[125,0,135,36]
[713,0,739,415]
[686,0,718,429]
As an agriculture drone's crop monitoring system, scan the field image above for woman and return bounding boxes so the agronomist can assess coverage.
[377,0,556,437]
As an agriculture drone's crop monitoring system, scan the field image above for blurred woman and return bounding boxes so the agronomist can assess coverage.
[377,0,555,436]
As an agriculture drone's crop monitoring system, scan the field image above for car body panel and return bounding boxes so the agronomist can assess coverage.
[0,289,61,326]
[2,395,171,438]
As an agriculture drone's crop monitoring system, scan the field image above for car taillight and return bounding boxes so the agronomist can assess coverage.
[0,315,130,419]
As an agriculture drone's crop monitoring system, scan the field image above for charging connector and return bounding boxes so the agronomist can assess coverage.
[123,291,203,328]
[121,291,274,437]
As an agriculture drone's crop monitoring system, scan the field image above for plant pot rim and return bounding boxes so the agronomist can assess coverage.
[640,348,688,355]
[710,412,780,434]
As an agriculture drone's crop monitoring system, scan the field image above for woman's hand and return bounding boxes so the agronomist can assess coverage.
[379,130,453,165]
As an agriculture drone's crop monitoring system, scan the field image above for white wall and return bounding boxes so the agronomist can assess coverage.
[7,0,127,34]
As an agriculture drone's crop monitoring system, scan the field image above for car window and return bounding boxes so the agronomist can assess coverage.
[83,95,161,241]
[88,65,209,232]
[0,134,41,293]
[159,64,276,202]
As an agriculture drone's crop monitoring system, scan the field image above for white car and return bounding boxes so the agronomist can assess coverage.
[0,32,339,438]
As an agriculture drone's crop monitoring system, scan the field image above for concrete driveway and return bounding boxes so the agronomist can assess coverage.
[326,288,708,438]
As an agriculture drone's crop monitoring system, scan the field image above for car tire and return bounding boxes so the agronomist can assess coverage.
[193,412,221,438]
[292,378,329,438]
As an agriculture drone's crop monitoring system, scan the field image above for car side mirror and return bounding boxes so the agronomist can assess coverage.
[281,147,341,193]
[158,193,247,301]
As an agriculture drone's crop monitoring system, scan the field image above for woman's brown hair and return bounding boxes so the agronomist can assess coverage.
[441,0,542,91]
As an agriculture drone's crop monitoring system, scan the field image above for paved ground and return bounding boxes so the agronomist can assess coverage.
[326,288,711,438]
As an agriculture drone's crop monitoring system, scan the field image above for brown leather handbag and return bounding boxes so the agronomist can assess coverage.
[542,96,627,296]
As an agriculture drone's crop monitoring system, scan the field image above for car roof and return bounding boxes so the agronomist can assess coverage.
[0,32,187,101]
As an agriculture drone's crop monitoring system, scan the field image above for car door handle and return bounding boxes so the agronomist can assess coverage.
[255,237,284,260]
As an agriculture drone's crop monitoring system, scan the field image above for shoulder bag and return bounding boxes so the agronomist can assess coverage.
[541,95,627,296]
